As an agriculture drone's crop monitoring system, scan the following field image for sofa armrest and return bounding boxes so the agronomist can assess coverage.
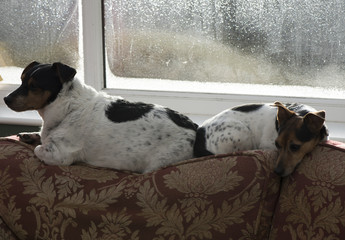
[270,140,345,239]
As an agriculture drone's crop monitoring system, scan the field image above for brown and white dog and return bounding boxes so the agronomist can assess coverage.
[194,102,329,177]
[3,61,198,173]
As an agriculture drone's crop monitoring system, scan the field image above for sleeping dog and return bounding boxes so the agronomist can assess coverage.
[4,61,198,173]
[194,102,329,176]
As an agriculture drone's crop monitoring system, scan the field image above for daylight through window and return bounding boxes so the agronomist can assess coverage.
[104,0,345,92]
[0,1,80,84]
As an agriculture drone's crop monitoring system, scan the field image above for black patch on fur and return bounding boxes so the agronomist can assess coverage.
[295,123,329,142]
[280,103,329,141]
[194,127,214,157]
[285,103,309,117]
[275,119,279,132]
[232,104,264,112]
[279,119,328,143]
[26,64,64,103]
[105,99,154,123]
[295,123,315,142]
[6,63,64,106]
[68,83,74,91]
[165,108,198,131]
[320,126,329,140]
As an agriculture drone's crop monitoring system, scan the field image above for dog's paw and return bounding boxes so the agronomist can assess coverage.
[34,145,57,165]
[34,144,74,166]
[17,132,41,145]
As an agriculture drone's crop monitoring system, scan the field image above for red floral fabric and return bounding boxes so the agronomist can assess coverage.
[270,140,345,240]
[0,137,280,240]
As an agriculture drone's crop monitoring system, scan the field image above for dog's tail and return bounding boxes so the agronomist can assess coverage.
[193,127,214,157]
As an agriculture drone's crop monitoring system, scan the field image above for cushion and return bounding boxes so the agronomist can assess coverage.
[270,140,345,239]
[0,137,280,239]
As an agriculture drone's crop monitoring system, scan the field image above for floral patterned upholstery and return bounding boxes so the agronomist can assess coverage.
[0,137,344,240]
[0,136,280,240]
[270,141,345,240]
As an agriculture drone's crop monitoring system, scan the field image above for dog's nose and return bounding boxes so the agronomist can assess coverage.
[3,96,12,106]
[274,161,285,177]
[274,167,284,177]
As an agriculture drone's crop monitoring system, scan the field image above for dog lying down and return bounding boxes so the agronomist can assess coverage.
[194,102,329,177]
[4,62,198,173]
[3,62,329,176]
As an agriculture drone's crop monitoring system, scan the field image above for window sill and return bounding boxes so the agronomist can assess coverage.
[0,106,41,126]
[107,76,345,100]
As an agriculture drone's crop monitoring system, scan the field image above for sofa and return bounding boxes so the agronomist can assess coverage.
[0,136,344,240]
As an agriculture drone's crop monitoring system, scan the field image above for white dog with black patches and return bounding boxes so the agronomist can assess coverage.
[194,103,329,177]
[4,62,197,173]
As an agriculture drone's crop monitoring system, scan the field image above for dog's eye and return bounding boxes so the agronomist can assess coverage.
[290,143,301,152]
[275,141,281,149]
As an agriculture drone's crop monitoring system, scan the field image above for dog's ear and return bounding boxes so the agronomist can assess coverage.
[52,62,77,83]
[303,111,326,133]
[275,102,295,127]
[272,101,284,107]
[21,61,40,79]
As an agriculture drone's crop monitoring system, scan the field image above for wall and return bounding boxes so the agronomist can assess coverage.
[0,124,40,137]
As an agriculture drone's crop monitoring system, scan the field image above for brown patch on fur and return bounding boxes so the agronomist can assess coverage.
[275,118,320,176]
[274,102,326,177]
[304,111,326,133]
[5,62,76,112]
[8,84,52,112]
[26,89,52,110]
[273,101,295,126]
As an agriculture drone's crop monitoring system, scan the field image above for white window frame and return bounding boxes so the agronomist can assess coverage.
[1,0,345,142]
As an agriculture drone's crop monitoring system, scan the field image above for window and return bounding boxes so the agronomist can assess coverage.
[0,1,80,84]
[1,0,345,141]
[104,0,345,90]
[0,0,80,125]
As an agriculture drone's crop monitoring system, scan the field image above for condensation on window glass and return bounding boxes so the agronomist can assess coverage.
[104,0,345,90]
[0,1,79,83]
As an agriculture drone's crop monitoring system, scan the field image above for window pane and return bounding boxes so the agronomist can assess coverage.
[0,1,79,84]
[104,0,345,90]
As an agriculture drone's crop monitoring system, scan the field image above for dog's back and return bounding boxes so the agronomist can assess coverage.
[92,98,198,172]
[194,103,277,157]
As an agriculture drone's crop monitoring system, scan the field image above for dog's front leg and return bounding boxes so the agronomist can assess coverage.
[34,141,75,166]
[17,132,41,145]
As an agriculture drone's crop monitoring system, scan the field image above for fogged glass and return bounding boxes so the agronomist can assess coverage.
[0,0,79,81]
[104,0,345,89]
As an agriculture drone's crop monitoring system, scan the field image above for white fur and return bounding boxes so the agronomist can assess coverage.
[35,78,196,173]
[200,104,278,154]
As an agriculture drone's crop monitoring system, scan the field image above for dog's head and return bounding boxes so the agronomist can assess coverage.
[273,102,328,177]
[3,61,76,112]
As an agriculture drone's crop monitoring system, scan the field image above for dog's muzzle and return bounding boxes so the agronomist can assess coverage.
[3,96,13,106]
